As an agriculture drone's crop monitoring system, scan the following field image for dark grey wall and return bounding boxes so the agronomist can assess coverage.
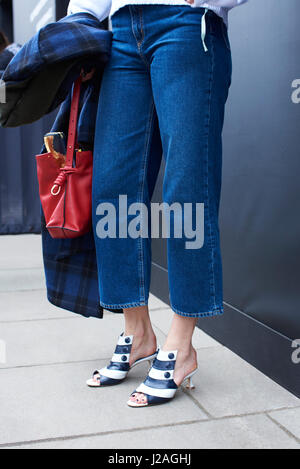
[221,0,300,339]
[152,0,300,337]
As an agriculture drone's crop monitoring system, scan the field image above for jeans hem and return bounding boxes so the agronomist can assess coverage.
[171,304,224,318]
[100,300,148,309]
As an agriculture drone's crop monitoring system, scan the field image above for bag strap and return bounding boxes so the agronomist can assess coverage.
[65,75,82,168]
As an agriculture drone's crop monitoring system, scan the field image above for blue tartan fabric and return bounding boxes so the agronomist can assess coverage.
[0,12,112,128]
[2,13,111,82]
[40,69,102,150]
[40,83,120,318]
[41,209,106,319]
[30,13,120,318]
[0,12,117,318]
[0,44,22,78]
[1,11,163,319]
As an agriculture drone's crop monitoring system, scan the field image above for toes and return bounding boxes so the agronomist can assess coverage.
[129,393,137,402]
[93,373,101,384]
[130,393,147,405]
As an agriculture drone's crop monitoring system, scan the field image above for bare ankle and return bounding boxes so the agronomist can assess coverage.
[163,341,194,354]
[124,321,153,338]
[124,306,154,337]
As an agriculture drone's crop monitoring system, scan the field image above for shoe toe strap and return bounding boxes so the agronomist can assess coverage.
[98,365,128,380]
[136,381,177,399]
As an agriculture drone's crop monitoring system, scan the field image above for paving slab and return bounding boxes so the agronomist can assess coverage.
[269,407,300,441]
[0,268,46,292]
[150,307,222,349]
[0,289,73,322]
[0,361,207,446]
[6,414,299,449]
[189,347,299,417]
[0,235,43,270]
[0,316,166,369]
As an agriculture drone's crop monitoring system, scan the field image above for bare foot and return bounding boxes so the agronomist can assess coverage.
[92,330,157,386]
[128,330,157,367]
[129,345,197,405]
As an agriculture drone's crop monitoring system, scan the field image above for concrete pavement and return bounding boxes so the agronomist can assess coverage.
[0,234,299,449]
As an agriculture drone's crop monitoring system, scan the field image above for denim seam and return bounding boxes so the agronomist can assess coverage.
[137,99,155,303]
[129,6,149,69]
[171,303,224,319]
[100,300,148,309]
[138,6,145,45]
[138,7,150,69]
[205,30,218,311]
[129,7,139,49]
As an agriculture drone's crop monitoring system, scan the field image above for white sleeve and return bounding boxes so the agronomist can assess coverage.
[67,0,112,22]
[193,0,248,9]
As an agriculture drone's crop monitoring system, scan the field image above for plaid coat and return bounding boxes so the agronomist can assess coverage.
[0,43,22,78]
[40,84,111,319]
[0,12,114,319]
[1,12,163,319]
[0,12,112,128]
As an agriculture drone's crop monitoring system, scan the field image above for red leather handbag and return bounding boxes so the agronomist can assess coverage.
[36,76,93,239]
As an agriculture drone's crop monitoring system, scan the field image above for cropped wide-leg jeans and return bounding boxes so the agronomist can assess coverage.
[92,4,232,317]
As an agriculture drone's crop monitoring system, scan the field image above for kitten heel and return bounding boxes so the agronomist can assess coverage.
[127,350,198,408]
[87,332,158,388]
[184,370,197,390]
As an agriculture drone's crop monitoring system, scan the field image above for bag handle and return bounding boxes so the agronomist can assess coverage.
[50,75,82,196]
[65,75,82,168]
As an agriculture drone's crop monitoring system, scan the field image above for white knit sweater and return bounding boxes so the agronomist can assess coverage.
[68,0,248,26]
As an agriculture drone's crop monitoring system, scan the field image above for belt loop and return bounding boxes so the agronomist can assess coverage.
[201,8,209,53]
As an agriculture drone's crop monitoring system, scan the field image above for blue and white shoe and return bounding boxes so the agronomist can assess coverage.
[127,349,198,407]
[86,333,158,388]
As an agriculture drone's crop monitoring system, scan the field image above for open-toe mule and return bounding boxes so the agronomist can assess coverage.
[127,349,198,407]
[87,332,158,387]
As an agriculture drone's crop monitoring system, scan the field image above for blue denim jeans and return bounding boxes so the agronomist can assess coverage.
[92,5,232,317]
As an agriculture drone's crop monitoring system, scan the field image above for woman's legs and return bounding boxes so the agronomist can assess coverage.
[123,306,157,366]
[124,306,198,404]
[163,315,197,385]
[124,307,197,379]
[147,7,231,317]
[127,5,231,404]
[129,313,197,404]
[92,5,231,398]
[93,5,231,315]
[92,9,159,310]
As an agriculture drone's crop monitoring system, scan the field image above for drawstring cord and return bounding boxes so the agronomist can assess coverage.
[201,8,209,53]
[51,166,77,196]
